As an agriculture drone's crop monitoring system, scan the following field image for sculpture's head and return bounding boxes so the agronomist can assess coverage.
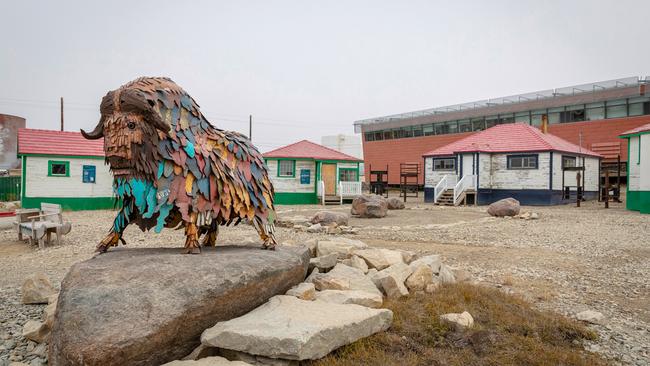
[81,77,183,179]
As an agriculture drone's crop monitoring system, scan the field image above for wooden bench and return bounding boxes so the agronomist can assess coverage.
[14,203,72,248]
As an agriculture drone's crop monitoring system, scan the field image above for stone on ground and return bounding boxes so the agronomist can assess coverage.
[409,254,442,274]
[576,310,605,324]
[49,246,310,366]
[218,349,298,366]
[341,255,369,274]
[350,194,388,218]
[22,320,48,343]
[316,238,367,259]
[182,344,219,361]
[201,295,393,360]
[321,263,382,296]
[354,248,404,270]
[438,264,457,284]
[315,290,383,308]
[405,264,434,291]
[378,275,409,299]
[386,197,405,210]
[440,311,474,329]
[309,253,338,271]
[310,211,349,226]
[21,273,56,305]
[487,198,521,217]
[305,268,320,283]
[163,356,253,365]
[306,223,324,233]
[400,250,417,264]
[285,282,316,301]
[312,275,351,291]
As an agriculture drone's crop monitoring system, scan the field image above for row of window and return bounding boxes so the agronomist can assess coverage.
[276,160,358,181]
[47,160,97,183]
[431,155,578,171]
[365,97,650,141]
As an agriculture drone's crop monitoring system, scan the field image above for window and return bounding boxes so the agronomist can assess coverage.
[48,160,70,177]
[445,120,458,134]
[412,125,423,137]
[339,168,357,182]
[374,131,383,141]
[531,110,545,127]
[277,160,295,177]
[507,154,538,169]
[498,113,514,125]
[364,132,375,142]
[485,115,498,129]
[82,165,96,183]
[606,99,627,118]
[585,102,605,121]
[423,124,435,136]
[458,119,471,132]
[548,107,564,124]
[515,112,530,125]
[434,122,445,135]
[562,155,577,168]
[628,96,650,117]
[402,126,413,138]
[383,130,393,140]
[560,105,585,123]
[471,118,485,131]
[433,158,455,171]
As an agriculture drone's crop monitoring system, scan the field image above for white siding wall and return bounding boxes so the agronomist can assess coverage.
[628,134,650,191]
[551,154,599,192]
[25,156,113,198]
[424,156,457,188]
[266,159,316,193]
[478,152,551,190]
[641,134,650,191]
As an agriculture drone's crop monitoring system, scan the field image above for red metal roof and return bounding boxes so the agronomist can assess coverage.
[18,128,105,157]
[619,122,650,136]
[422,123,602,157]
[263,140,362,161]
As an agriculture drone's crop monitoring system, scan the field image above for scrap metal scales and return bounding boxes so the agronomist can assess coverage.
[81,77,277,254]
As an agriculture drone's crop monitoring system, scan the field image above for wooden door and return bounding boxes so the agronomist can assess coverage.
[322,164,337,195]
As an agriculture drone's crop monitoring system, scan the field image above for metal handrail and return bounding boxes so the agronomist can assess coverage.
[318,180,325,205]
[453,175,477,205]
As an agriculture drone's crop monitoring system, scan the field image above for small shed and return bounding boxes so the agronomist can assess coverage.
[422,123,602,206]
[619,123,650,213]
[17,128,113,210]
[263,140,362,204]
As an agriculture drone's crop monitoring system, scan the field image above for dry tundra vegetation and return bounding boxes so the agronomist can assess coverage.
[1,192,649,365]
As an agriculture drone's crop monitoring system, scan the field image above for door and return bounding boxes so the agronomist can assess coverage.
[321,163,337,195]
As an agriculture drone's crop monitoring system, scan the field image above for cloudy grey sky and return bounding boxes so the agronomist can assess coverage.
[1,0,649,152]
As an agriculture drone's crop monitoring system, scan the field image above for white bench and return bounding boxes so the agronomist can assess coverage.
[15,203,72,248]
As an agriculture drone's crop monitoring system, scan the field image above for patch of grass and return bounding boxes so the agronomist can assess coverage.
[309,283,607,366]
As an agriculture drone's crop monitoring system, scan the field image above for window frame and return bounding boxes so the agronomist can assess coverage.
[277,160,296,178]
[507,154,538,170]
[561,155,577,169]
[338,168,358,182]
[48,160,70,177]
[432,157,456,171]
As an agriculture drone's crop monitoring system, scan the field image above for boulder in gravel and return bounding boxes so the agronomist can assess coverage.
[409,255,442,274]
[163,356,253,365]
[386,197,405,210]
[306,223,325,233]
[310,211,349,226]
[405,264,434,291]
[21,273,56,304]
[341,255,369,274]
[378,274,409,299]
[400,250,417,264]
[438,264,456,284]
[315,290,383,308]
[309,253,338,271]
[354,248,404,270]
[487,198,520,217]
[440,311,474,329]
[285,282,316,301]
[23,320,49,343]
[49,246,310,366]
[576,310,604,325]
[351,194,388,218]
[201,295,393,360]
[316,238,367,259]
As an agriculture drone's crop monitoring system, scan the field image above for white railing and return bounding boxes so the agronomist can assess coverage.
[453,174,477,205]
[338,181,362,204]
[318,180,325,205]
[433,175,458,203]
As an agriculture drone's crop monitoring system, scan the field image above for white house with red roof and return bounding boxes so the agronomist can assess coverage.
[619,123,650,213]
[17,128,114,210]
[263,140,362,204]
[422,123,602,206]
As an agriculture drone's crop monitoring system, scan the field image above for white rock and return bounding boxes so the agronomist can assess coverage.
[409,255,442,275]
[306,223,324,233]
[425,282,440,293]
[308,254,338,271]
[366,268,378,278]
[438,264,456,284]
[285,282,316,301]
[22,320,49,343]
[378,275,409,299]
[312,276,350,291]
[341,255,369,274]
[315,290,383,308]
[405,264,434,291]
[218,349,297,366]
[304,268,320,283]
[318,264,382,296]
[21,273,56,305]
[371,262,413,290]
[201,295,393,360]
[354,248,404,270]
[400,250,417,264]
[316,238,368,259]
[439,311,474,329]
[530,212,539,220]
[576,310,604,324]
[163,356,253,365]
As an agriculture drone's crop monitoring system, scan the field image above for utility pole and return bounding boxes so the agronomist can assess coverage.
[249,114,252,141]
[60,97,64,131]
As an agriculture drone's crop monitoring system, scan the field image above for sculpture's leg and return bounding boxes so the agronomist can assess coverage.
[184,212,201,254]
[201,222,219,247]
[96,208,129,253]
[253,216,277,251]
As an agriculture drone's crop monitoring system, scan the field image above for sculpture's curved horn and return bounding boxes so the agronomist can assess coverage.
[80,120,104,140]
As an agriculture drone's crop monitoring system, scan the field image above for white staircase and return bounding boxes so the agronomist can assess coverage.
[434,174,477,206]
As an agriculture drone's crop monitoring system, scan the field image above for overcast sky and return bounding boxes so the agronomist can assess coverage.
[1,0,649,152]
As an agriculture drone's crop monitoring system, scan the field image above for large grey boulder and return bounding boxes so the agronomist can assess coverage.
[487,198,520,217]
[49,246,310,366]
[386,197,405,210]
[351,195,388,218]
[201,295,393,360]
[310,211,349,226]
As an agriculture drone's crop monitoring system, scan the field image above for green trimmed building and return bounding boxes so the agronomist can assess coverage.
[620,123,650,213]
[263,140,362,205]
[17,128,114,211]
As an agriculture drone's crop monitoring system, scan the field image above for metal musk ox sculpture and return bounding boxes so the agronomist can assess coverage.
[81,77,277,254]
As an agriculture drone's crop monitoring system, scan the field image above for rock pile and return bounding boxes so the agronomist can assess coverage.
[278,212,359,235]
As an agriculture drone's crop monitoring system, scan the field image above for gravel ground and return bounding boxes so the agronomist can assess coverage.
[0,197,649,365]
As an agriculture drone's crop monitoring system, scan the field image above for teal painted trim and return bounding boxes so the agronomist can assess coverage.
[273,192,319,205]
[626,191,650,214]
[20,153,105,160]
[276,159,296,178]
[21,196,116,211]
[339,167,359,181]
[47,160,70,177]
[638,135,641,165]
[21,156,26,200]
[627,140,631,210]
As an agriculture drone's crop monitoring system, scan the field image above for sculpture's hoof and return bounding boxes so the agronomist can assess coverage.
[184,247,201,255]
